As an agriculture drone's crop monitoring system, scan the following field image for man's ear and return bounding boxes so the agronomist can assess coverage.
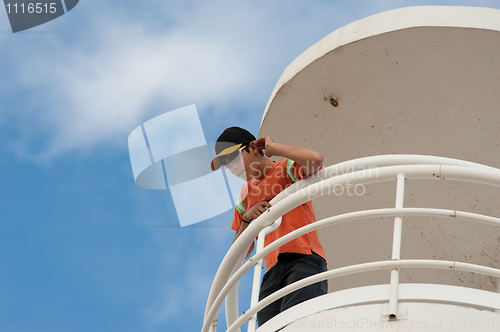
[248,141,258,155]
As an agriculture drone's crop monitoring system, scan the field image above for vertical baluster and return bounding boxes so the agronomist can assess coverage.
[388,173,405,320]
[247,217,282,332]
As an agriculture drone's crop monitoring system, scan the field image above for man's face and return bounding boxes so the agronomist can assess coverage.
[220,147,247,181]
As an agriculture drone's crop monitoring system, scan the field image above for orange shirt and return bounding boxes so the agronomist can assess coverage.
[231,159,326,270]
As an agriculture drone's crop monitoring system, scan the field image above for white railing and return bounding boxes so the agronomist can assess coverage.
[201,155,500,332]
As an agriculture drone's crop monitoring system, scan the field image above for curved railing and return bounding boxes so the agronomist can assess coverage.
[201,155,500,332]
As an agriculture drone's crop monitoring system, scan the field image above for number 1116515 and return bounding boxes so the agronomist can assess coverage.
[6,3,57,14]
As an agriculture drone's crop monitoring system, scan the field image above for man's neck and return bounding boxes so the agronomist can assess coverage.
[252,158,275,181]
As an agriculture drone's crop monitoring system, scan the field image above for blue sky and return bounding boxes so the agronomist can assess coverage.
[2,1,500,331]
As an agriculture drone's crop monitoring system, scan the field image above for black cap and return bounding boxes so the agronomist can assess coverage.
[211,127,256,171]
[215,127,256,155]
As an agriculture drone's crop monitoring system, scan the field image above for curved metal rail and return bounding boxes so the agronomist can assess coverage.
[201,155,500,332]
[226,259,500,332]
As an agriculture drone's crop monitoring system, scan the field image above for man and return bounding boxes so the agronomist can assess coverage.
[211,126,327,326]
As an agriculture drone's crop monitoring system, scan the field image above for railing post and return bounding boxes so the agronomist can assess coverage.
[247,217,282,332]
[225,242,255,332]
[388,173,405,320]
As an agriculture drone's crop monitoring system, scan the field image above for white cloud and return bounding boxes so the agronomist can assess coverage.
[4,1,270,161]
[1,0,382,162]
[3,0,500,162]
[14,23,256,160]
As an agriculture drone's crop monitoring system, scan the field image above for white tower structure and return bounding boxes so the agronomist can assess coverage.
[202,6,500,332]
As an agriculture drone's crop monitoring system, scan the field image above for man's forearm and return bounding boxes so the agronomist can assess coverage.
[269,143,323,176]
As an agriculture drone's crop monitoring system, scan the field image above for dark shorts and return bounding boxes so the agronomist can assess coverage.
[257,252,328,326]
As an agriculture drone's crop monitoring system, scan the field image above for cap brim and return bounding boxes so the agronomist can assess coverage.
[211,143,242,171]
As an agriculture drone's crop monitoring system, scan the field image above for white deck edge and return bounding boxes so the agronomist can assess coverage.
[257,283,500,332]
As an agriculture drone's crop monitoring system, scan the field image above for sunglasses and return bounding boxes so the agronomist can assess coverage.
[221,145,247,169]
